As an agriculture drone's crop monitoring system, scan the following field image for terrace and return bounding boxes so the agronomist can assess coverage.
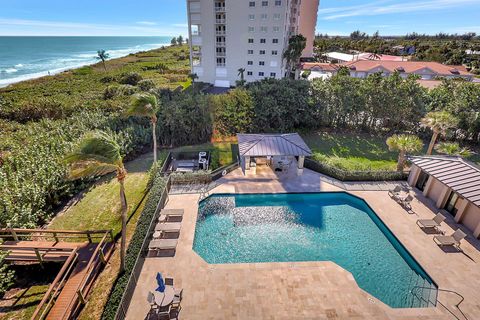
[122,165,480,320]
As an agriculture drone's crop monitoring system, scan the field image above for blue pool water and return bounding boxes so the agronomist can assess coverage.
[193,193,438,308]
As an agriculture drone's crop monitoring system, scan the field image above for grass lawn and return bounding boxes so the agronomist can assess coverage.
[48,152,154,234]
[173,142,238,170]
[0,285,49,320]
[302,132,399,171]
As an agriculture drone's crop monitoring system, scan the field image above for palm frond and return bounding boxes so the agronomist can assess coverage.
[65,131,123,180]
[125,93,158,118]
[67,162,118,180]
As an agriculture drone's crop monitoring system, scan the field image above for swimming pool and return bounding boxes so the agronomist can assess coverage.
[193,193,438,308]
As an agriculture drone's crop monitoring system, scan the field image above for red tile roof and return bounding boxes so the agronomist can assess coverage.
[342,60,472,77]
[358,53,405,62]
[301,62,339,71]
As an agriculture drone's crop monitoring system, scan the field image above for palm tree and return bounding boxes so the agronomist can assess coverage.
[237,68,246,86]
[64,131,128,273]
[126,93,159,163]
[421,111,459,155]
[96,50,110,72]
[386,134,423,172]
[283,34,307,79]
[435,142,472,157]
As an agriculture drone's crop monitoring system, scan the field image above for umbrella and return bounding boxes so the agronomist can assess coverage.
[156,272,165,293]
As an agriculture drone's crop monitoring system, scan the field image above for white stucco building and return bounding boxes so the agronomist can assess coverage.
[186,0,319,87]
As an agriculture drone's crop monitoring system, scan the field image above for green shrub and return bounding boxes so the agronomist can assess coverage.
[103,85,119,100]
[170,170,212,184]
[0,245,14,296]
[0,97,74,123]
[304,158,408,181]
[117,85,138,96]
[100,75,116,83]
[101,171,166,320]
[137,79,156,91]
[119,72,143,85]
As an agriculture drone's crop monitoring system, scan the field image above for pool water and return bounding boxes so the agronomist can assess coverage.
[193,193,437,308]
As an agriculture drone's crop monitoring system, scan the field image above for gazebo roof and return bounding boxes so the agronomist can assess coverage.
[409,155,480,207]
[237,133,312,157]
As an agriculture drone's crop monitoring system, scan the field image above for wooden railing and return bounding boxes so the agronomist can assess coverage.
[60,231,113,319]
[31,249,79,320]
[0,228,114,243]
[30,230,113,320]
[0,244,75,263]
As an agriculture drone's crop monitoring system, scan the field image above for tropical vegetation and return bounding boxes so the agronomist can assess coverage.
[386,134,424,171]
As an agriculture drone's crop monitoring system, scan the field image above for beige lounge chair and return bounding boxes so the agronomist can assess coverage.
[397,194,413,210]
[149,238,178,251]
[433,229,467,249]
[159,209,184,222]
[388,186,402,198]
[155,222,181,232]
[416,213,446,232]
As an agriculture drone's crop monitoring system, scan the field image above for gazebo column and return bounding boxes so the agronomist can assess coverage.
[297,156,305,175]
[245,156,250,170]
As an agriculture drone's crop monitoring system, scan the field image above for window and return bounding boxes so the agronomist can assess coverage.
[249,1,255,7]
[248,38,254,43]
[248,49,254,54]
[445,192,460,216]
[271,50,278,55]
[259,61,265,66]
[270,72,276,77]
[272,38,279,44]
[273,26,280,32]
[259,72,265,76]
[262,1,268,6]
[247,71,253,76]
[248,26,255,32]
[216,57,226,66]
[260,38,266,43]
[248,14,255,20]
[259,50,266,55]
[275,0,281,6]
[260,26,267,32]
[273,13,281,20]
[261,13,268,20]
[247,61,253,65]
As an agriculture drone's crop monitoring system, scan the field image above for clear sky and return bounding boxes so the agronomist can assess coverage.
[0,0,479,36]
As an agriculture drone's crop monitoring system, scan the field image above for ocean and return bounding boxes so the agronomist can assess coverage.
[0,36,171,87]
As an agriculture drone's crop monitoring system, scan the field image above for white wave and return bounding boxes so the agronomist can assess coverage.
[3,68,18,74]
[14,64,24,68]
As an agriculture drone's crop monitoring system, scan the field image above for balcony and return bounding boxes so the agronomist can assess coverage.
[216,41,226,46]
[216,51,226,57]
[192,51,202,57]
[215,18,226,24]
[215,30,226,36]
[216,63,226,67]
[214,7,226,12]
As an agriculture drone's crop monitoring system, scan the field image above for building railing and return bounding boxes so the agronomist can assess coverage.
[215,19,226,24]
[216,52,226,57]
[215,30,226,35]
[214,7,226,12]
[0,228,113,243]
[216,63,226,67]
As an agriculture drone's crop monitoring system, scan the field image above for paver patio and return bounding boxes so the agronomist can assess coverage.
[125,167,480,320]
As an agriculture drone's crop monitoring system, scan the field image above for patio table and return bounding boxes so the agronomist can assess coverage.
[154,286,175,307]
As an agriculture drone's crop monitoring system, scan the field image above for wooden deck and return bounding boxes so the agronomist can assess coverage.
[0,228,114,320]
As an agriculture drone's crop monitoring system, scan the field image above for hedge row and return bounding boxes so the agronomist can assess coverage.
[101,169,167,320]
[304,158,409,181]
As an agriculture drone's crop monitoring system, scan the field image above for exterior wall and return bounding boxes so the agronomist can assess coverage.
[460,204,480,238]
[408,165,421,186]
[298,0,319,57]
[425,177,448,204]
[187,0,318,86]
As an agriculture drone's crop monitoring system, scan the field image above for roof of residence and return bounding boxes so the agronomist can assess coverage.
[357,53,405,62]
[301,62,339,71]
[343,60,473,77]
[416,80,443,89]
[237,133,312,157]
[325,52,356,62]
[409,156,480,207]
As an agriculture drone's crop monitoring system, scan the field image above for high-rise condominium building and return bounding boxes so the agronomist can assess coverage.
[187,0,319,87]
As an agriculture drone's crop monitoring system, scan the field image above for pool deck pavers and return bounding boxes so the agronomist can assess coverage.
[125,167,480,320]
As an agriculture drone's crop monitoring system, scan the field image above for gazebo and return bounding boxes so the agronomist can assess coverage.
[236,133,312,175]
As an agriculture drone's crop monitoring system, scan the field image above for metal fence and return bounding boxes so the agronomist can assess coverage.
[115,177,172,320]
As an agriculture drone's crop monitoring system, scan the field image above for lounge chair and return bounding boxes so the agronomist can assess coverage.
[396,194,413,210]
[147,291,158,310]
[149,239,178,252]
[159,209,184,222]
[433,229,467,249]
[388,186,402,198]
[155,222,181,232]
[416,213,446,232]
